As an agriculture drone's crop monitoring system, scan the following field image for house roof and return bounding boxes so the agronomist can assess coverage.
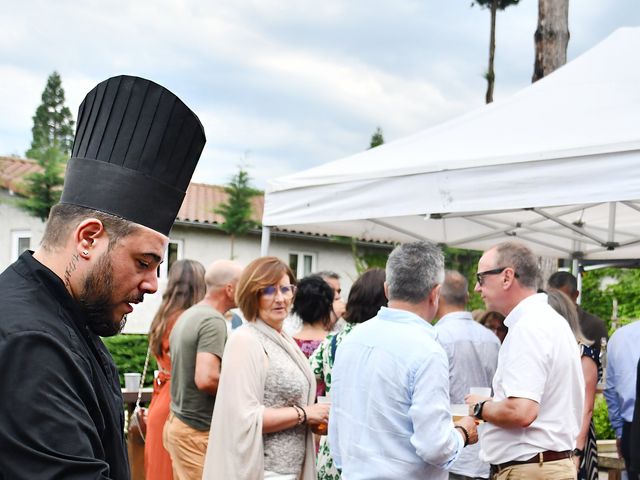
[177,182,263,225]
[0,156,41,195]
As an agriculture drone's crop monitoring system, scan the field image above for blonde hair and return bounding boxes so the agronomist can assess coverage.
[235,257,296,321]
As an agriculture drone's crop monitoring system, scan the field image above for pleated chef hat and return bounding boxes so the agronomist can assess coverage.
[59,75,206,236]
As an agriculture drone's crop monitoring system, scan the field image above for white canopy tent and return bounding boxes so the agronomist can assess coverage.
[262,27,640,262]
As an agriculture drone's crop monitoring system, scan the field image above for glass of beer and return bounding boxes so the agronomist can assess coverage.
[311,396,330,435]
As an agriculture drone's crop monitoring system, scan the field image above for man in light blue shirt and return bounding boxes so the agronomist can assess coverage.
[604,319,640,480]
[435,270,500,480]
[329,241,478,480]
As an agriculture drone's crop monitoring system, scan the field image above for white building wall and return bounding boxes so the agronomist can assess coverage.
[0,193,46,270]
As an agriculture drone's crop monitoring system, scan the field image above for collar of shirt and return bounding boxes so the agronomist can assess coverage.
[437,310,474,325]
[504,292,547,329]
[377,306,437,338]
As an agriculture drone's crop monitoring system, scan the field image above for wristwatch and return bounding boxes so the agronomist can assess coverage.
[572,448,584,457]
[473,400,487,420]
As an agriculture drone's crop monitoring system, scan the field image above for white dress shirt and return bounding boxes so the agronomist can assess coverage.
[479,294,585,464]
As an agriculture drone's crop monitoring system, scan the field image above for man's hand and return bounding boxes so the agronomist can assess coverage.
[454,416,479,446]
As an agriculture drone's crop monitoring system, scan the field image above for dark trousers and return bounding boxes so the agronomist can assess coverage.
[622,422,640,480]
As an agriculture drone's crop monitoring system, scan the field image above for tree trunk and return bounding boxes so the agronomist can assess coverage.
[485,0,498,103]
[532,0,570,82]
[229,235,235,259]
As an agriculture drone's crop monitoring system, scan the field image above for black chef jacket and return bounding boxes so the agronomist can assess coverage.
[0,251,130,479]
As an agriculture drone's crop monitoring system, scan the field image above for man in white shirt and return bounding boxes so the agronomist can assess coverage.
[435,270,500,480]
[468,241,584,479]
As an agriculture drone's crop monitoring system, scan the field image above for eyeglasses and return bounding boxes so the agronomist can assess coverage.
[476,267,518,286]
[260,284,296,299]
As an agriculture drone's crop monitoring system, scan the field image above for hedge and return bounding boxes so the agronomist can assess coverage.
[103,334,157,388]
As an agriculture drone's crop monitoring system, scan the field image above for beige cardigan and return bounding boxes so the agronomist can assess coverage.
[202,320,317,480]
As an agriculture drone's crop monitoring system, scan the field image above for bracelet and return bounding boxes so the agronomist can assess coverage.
[299,405,307,425]
[292,405,304,425]
[455,425,469,447]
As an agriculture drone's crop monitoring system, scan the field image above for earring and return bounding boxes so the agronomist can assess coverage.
[82,250,89,256]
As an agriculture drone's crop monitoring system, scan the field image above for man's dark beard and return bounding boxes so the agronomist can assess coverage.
[78,253,126,337]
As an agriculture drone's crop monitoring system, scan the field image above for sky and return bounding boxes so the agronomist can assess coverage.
[1,1,639,189]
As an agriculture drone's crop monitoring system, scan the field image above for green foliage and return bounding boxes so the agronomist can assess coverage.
[470,0,521,9]
[593,395,615,440]
[580,267,640,332]
[215,166,261,258]
[19,146,66,220]
[369,127,384,149]
[26,71,75,159]
[103,334,157,388]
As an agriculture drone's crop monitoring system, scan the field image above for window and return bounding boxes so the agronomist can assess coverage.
[158,240,183,278]
[11,230,31,262]
[289,251,316,279]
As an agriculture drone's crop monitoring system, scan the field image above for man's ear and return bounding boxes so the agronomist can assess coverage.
[430,284,441,306]
[73,218,107,258]
[502,268,517,290]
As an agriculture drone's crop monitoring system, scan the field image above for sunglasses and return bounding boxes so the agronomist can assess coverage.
[476,267,518,286]
[260,284,296,299]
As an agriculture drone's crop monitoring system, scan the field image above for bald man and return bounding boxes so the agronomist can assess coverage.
[435,270,500,480]
[165,260,243,480]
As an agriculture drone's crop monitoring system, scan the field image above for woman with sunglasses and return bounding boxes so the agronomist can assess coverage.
[203,257,330,480]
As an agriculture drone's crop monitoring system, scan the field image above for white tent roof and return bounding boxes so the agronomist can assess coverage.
[263,27,640,260]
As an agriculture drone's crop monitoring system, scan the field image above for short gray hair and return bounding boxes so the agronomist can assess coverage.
[494,241,539,290]
[386,241,444,303]
[440,270,468,307]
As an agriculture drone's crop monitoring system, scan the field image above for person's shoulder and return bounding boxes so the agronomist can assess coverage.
[610,320,640,343]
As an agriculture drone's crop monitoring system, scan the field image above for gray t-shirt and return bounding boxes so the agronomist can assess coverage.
[169,304,227,430]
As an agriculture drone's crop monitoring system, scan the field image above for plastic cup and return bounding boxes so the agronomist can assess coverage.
[124,372,141,392]
[469,387,492,398]
[451,403,469,421]
[312,396,330,435]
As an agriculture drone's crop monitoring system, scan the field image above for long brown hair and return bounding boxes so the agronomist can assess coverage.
[148,259,206,358]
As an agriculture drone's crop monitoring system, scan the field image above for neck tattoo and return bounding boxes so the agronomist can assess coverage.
[63,253,80,290]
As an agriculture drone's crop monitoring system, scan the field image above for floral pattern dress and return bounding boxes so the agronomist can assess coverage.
[308,322,355,480]
[579,343,602,480]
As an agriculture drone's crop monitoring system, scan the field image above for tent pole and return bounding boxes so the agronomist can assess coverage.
[573,258,582,305]
[260,226,271,256]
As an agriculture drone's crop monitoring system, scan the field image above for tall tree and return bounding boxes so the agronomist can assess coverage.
[532,0,569,82]
[369,127,385,149]
[26,71,75,159]
[20,72,74,220]
[214,167,261,259]
[19,147,66,220]
[472,0,522,103]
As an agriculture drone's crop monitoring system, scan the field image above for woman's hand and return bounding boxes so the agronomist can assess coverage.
[304,402,331,427]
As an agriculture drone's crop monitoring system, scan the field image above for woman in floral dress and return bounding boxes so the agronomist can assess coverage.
[309,269,387,480]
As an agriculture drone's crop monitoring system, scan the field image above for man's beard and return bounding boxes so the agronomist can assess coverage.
[77,252,134,337]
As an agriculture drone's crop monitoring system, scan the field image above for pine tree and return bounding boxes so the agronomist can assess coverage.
[214,167,261,258]
[369,127,385,149]
[20,72,74,220]
[19,147,66,220]
[471,0,522,103]
[26,71,75,159]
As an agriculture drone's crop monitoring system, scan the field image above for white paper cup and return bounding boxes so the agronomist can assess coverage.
[451,404,469,420]
[469,387,492,397]
[124,372,141,392]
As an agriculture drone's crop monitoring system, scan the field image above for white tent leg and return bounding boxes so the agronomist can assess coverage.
[573,258,582,304]
[260,226,271,256]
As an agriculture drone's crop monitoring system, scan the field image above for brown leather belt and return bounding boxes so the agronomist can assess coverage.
[490,450,572,474]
